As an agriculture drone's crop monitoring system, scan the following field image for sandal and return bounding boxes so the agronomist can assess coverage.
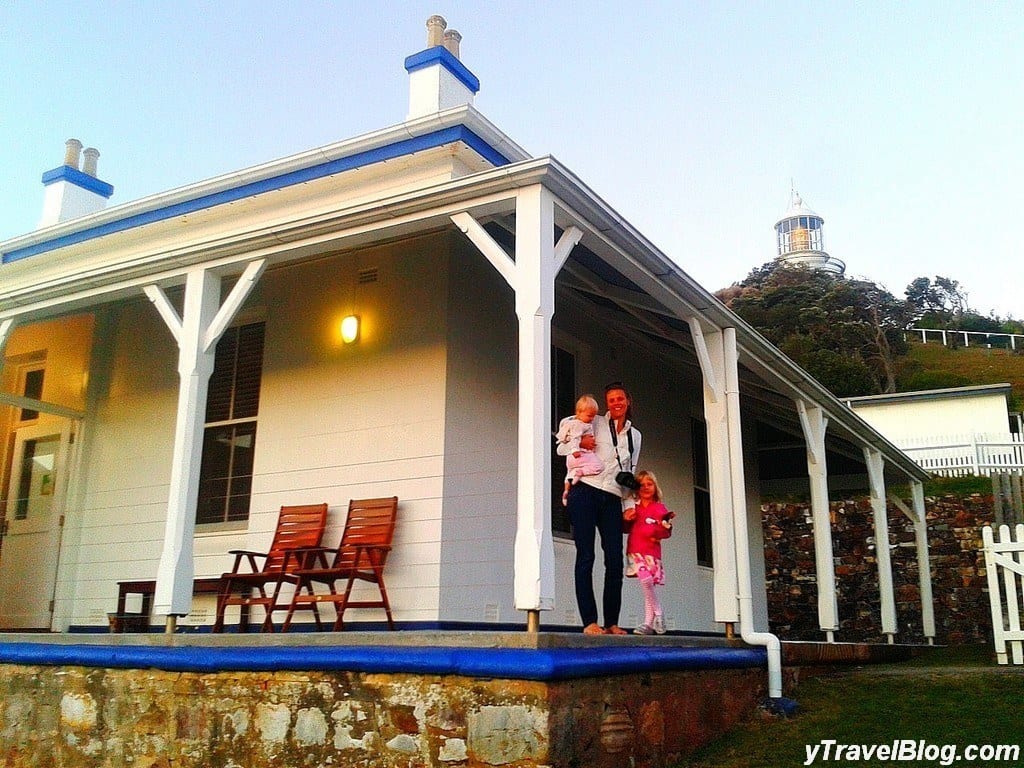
[606,625,628,636]
[583,623,606,635]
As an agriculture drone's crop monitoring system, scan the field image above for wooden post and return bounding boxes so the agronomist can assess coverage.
[526,610,540,634]
[695,322,739,626]
[911,482,936,643]
[865,449,896,642]
[994,472,1005,527]
[1011,472,1023,524]
[797,399,839,638]
[511,186,558,618]
[1002,473,1015,526]
[146,260,265,617]
[453,202,582,624]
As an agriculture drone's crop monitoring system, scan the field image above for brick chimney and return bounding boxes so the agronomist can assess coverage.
[405,15,480,121]
[38,138,114,228]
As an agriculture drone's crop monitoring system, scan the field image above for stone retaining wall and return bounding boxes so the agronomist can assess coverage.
[0,662,767,768]
[763,492,994,644]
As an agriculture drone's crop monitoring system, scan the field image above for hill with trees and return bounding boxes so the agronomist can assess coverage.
[716,263,1023,403]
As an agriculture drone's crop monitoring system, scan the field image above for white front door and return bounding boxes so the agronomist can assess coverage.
[0,421,73,629]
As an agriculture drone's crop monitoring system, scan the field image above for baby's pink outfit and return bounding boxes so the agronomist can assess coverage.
[555,416,604,482]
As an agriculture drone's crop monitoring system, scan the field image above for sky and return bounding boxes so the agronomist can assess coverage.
[1,2,1021,318]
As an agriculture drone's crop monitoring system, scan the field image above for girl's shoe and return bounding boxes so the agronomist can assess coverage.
[633,624,653,635]
[652,615,666,635]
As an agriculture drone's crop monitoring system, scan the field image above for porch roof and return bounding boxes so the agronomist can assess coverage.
[0,117,927,485]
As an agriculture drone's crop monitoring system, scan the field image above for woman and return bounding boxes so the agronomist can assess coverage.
[558,382,642,635]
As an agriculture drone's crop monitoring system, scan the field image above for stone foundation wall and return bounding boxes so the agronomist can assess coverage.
[0,662,766,768]
[763,492,994,644]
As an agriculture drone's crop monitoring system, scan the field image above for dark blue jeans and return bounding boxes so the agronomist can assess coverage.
[567,481,624,628]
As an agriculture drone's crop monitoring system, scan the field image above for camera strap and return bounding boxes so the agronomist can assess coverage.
[608,419,635,473]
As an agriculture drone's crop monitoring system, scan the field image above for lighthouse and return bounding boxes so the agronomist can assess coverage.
[774,190,845,275]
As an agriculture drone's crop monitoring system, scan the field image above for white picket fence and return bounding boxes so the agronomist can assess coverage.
[898,433,1024,476]
[907,327,1024,350]
[982,524,1024,664]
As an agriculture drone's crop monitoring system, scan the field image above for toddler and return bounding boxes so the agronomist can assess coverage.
[625,469,674,634]
[555,394,604,506]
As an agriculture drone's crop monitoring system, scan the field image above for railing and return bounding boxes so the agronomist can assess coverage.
[897,433,1024,476]
[907,327,1024,351]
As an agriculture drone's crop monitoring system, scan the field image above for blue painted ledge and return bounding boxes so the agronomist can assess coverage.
[0,643,766,681]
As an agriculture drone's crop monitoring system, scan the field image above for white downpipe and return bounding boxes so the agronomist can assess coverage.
[724,328,782,698]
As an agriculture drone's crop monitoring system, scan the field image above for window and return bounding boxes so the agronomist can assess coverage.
[550,345,576,536]
[691,418,713,567]
[19,367,44,422]
[196,322,264,525]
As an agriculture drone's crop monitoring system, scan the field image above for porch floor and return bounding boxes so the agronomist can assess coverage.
[0,629,924,676]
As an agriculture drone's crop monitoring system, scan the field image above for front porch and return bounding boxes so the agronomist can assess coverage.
[0,62,936,718]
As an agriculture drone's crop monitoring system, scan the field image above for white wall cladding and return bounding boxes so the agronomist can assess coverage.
[250,234,449,625]
[583,325,719,634]
[62,234,451,627]
[59,300,178,624]
[34,230,765,635]
[434,253,726,633]
[549,293,731,633]
[851,392,1011,442]
[438,237,518,623]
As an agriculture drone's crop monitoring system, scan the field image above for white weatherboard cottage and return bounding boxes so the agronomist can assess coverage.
[846,384,1021,476]
[846,384,1013,442]
[0,19,933,690]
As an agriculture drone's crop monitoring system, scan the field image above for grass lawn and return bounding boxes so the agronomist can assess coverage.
[899,341,1024,407]
[679,646,1024,767]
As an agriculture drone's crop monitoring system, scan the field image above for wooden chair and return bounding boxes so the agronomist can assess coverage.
[282,496,398,631]
[212,503,329,632]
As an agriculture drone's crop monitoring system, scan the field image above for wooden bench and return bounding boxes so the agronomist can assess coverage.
[108,578,249,632]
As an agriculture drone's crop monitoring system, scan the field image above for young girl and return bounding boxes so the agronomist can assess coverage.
[625,469,674,634]
[555,394,604,505]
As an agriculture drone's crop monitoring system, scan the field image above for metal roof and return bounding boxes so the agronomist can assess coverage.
[0,112,927,483]
[775,191,823,227]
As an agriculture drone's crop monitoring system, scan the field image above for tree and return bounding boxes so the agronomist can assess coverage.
[906,275,972,328]
[718,262,911,396]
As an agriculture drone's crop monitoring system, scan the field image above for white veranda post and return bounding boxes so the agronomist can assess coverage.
[451,189,581,629]
[796,399,839,639]
[912,481,936,643]
[513,186,557,622]
[689,319,739,626]
[864,448,897,642]
[144,261,265,621]
[890,486,936,644]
